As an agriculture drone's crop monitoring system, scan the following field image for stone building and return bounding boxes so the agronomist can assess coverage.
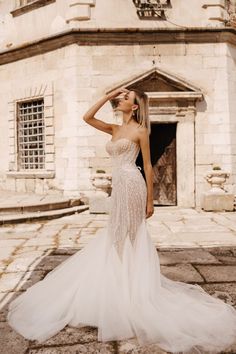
[0,0,236,208]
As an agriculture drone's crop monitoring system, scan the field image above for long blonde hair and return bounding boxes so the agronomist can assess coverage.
[132,89,151,134]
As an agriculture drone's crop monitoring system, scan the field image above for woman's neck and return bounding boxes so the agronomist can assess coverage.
[122,113,134,125]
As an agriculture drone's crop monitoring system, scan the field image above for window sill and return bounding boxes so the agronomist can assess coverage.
[6,171,55,179]
[11,0,56,17]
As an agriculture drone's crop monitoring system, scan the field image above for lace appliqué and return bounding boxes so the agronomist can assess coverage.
[106,138,147,260]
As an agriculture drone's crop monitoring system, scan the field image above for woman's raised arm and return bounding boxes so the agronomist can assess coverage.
[82,87,129,135]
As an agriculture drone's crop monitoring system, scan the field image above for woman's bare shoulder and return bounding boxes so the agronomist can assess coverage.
[111,124,121,133]
[137,126,148,136]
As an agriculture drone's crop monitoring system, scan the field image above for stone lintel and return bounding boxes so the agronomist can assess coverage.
[69,0,96,6]
[1,28,236,66]
[6,171,55,179]
[202,4,226,10]
[148,91,203,101]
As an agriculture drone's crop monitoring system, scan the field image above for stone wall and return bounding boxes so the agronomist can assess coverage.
[0,1,236,206]
[0,0,231,52]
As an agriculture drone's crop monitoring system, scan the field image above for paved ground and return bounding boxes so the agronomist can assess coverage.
[1,207,236,353]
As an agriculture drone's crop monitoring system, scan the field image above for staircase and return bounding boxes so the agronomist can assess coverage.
[0,192,88,224]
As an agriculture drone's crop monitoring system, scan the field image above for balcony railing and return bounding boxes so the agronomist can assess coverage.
[132,0,171,20]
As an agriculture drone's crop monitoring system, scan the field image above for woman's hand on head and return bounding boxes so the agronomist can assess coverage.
[107,87,129,100]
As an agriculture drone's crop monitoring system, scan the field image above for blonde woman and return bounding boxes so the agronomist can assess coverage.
[7,88,236,353]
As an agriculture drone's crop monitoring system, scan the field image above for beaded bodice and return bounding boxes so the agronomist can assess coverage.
[106,138,140,169]
[105,138,147,258]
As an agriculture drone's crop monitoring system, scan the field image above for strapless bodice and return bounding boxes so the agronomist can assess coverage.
[105,138,140,169]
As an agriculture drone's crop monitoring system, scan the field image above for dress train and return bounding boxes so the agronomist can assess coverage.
[7,138,236,353]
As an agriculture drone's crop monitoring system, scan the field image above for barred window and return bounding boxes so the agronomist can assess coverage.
[17,99,45,170]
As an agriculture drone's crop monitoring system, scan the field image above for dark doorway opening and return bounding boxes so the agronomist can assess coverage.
[136,123,177,206]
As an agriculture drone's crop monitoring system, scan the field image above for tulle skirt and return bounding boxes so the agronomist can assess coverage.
[7,220,236,353]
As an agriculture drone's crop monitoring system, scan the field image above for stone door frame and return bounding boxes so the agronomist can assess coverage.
[148,92,200,207]
[106,67,203,208]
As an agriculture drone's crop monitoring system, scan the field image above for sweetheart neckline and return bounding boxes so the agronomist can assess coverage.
[109,138,139,147]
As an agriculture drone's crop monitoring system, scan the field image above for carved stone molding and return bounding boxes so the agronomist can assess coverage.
[1,28,236,66]
[66,0,96,22]
[107,67,203,120]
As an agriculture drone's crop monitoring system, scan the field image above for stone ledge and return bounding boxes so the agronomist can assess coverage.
[6,171,55,179]
[1,27,236,66]
[0,198,82,213]
[0,205,89,225]
[70,0,96,5]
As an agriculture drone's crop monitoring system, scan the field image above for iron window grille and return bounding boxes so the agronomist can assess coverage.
[17,99,45,170]
[132,0,171,20]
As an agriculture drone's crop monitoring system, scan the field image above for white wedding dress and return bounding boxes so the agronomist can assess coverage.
[7,138,236,353]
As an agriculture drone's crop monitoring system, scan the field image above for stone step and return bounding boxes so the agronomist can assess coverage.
[0,198,82,214]
[0,205,89,225]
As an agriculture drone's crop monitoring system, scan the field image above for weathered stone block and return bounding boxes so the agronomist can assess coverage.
[204,133,230,145]
[159,249,220,265]
[161,264,204,283]
[201,192,234,211]
[16,178,26,193]
[66,4,91,22]
[44,106,54,117]
[196,265,236,282]
[89,195,111,214]
[45,117,54,127]
[45,162,55,170]
[5,178,16,191]
[203,56,226,68]
[45,135,54,145]
[45,153,55,163]
[35,178,44,194]
[44,94,53,107]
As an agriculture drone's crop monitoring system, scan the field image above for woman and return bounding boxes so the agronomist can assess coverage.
[7,88,236,353]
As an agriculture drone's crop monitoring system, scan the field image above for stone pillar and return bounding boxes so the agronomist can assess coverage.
[176,111,195,207]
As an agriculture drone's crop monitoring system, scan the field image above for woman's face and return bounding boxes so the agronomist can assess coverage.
[115,90,137,113]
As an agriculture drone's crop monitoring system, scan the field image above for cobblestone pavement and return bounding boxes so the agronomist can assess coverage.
[1,207,236,353]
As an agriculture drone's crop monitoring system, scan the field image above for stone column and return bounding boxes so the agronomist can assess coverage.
[176,111,195,207]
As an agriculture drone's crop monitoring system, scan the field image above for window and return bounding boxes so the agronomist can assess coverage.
[7,83,55,177]
[132,0,171,20]
[11,0,56,17]
[17,99,45,170]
